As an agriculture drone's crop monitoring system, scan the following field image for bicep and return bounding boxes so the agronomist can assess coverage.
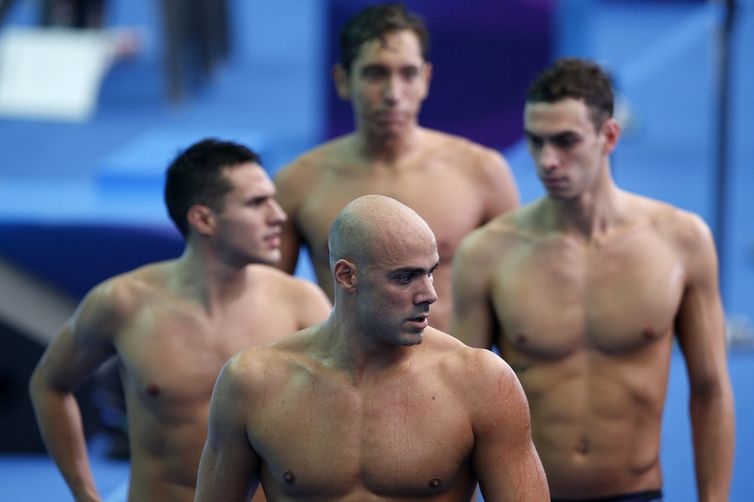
[675,225,728,390]
[472,362,548,501]
[32,292,117,392]
[196,362,260,501]
[450,242,495,349]
[274,168,305,275]
[481,153,519,220]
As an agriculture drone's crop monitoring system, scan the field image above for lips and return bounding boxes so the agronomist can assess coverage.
[542,177,569,189]
[407,312,430,329]
[264,232,282,247]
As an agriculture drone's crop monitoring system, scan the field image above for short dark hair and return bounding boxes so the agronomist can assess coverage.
[339,3,430,73]
[526,58,614,130]
[164,138,261,238]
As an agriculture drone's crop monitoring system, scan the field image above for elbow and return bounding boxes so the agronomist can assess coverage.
[28,367,46,405]
[690,376,734,406]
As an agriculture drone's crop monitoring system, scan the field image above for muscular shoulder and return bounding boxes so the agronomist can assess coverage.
[275,137,353,193]
[246,266,330,322]
[457,202,538,262]
[228,327,321,394]
[420,128,509,178]
[89,262,173,313]
[627,193,714,252]
[424,331,520,404]
[71,261,175,339]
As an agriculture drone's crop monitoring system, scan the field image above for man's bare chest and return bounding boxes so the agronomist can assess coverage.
[252,374,474,498]
[493,235,686,356]
[116,304,279,405]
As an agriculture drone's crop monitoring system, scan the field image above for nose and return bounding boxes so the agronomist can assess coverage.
[414,274,438,306]
[268,199,287,224]
[382,75,399,105]
[538,142,559,173]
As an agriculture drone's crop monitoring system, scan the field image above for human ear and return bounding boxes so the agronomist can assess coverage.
[187,204,215,236]
[332,64,351,101]
[333,259,358,291]
[420,61,433,99]
[602,118,621,154]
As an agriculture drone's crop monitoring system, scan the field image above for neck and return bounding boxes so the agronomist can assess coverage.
[316,305,413,384]
[354,124,420,163]
[175,244,251,310]
[545,166,624,241]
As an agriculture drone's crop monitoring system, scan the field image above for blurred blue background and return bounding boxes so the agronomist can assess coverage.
[0,0,751,500]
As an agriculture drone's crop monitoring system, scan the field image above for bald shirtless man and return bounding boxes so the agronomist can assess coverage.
[195,195,548,502]
[451,59,735,501]
[29,139,331,502]
[275,3,519,332]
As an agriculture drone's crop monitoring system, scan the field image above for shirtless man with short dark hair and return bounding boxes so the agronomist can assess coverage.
[29,139,331,502]
[451,59,734,501]
[195,195,548,502]
[275,3,519,332]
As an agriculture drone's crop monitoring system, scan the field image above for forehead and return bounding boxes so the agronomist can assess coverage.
[369,225,438,270]
[524,98,594,135]
[353,29,424,68]
[223,162,273,195]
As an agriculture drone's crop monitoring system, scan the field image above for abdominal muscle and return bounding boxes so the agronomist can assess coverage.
[126,411,209,502]
[519,353,668,497]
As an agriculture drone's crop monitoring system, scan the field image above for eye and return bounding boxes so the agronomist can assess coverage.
[400,67,419,81]
[553,135,579,149]
[395,273,413,284]
[248,196,267,208]
[361,66,388,81]
[526,135,543,149]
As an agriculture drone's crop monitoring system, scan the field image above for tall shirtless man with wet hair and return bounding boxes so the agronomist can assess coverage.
[30,139,331,502]
[452,59,734,501]
[275,3,519,332]
[195,195,548,502]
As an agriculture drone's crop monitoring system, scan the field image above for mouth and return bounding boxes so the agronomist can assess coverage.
[407,312,430,329]
[542,177,568,189]
[263,232,282,248]
[375,111,406,123]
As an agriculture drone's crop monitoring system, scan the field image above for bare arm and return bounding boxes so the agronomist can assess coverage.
[450,231,497,349]
[28,284,120,502]
[469,350,548,501]
[479,150,520,222]
[674,216,734,501]
[195,355,261,502]
[274,164,305,274]
[293,279,332,329]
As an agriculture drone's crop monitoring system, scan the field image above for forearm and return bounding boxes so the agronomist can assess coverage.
[690,383,735,501]
[30,385,101,501]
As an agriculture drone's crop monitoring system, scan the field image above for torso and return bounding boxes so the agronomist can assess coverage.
[483,195,689,497]
[244,329,478,501]
[282,130,506,332]
[111,263,305,502]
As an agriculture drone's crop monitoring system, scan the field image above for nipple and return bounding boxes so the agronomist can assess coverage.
[146,384,160,396]
[428,477,442,489]
[642,327,658,339]
[284,471,296,484]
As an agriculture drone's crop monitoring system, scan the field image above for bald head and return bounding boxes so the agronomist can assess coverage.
[328,195,436,271]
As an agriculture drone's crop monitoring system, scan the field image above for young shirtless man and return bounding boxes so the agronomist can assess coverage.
[29,139,331,502]
[275,3,519,332]
[451,59,734,501]
[195,195,548,502]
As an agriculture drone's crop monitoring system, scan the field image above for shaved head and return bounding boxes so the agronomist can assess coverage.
[328,195,435,271]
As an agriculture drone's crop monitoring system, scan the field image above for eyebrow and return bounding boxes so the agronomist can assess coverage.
[390,261,440,275]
